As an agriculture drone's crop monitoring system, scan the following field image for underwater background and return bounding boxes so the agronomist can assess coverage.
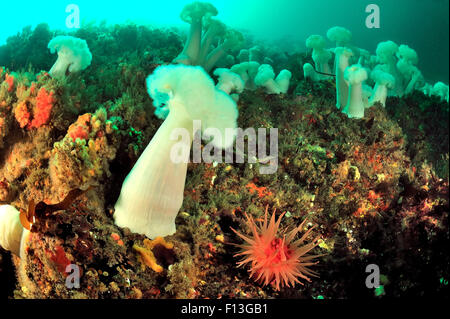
[1,0,449,82]
[0,0,448,299]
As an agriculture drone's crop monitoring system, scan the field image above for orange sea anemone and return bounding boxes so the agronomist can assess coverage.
[231,206,322,291]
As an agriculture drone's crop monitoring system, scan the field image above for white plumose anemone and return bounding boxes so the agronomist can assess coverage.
[327,26,352,47]
[342,64,368,119]
[254,64,292,94]
[334,47,354,109]
[0,205,24,255]
[48,35,92,78]
[214,68,244,95]
[113,65,238,239]
[303,63,320,82]
[369,68,396,107]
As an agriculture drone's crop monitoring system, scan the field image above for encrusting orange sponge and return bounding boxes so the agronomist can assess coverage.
[133,237,174,273]
[30,87,55,128]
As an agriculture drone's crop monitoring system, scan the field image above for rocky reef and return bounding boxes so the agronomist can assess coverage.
[0,21,448,299]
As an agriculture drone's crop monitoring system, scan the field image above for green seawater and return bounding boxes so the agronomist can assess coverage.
[0,0,448,82]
